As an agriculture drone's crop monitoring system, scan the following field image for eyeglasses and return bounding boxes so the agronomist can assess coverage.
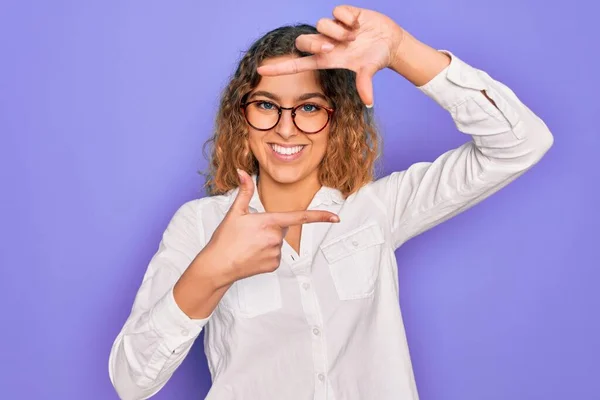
[241,100,334,134]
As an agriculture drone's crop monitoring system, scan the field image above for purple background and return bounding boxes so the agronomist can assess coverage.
[1,0,598,399]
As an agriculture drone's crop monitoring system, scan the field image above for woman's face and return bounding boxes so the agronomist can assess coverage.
[246,55,331,186]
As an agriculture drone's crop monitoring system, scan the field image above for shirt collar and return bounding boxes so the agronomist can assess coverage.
[226,174,344,212]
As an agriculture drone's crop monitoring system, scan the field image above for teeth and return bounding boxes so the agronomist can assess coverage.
[271,144,304,155]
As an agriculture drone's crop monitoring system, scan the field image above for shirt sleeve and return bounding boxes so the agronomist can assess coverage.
[108,200,211,400]
[369,51,554,249]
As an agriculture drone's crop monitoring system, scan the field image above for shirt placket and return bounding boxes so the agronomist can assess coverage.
[284,224,329,400]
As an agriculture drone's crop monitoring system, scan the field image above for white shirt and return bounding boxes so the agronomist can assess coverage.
[108,51,553,400]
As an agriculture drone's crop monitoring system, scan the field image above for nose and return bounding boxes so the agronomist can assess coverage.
[275,108,299,139]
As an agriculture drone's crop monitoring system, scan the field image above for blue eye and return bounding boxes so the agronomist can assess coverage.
[301,104,319,113]
[257,101,276,110]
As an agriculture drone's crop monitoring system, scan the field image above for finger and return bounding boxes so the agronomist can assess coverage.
[229,169,254,215]
[316,18,356,42]
[261,248,282,273]
[264,228,284,247]
[257,56,322,76]
[332,5,361,30]
[295,34,336,54]
[268,210,340,227]
[356,64,379,107]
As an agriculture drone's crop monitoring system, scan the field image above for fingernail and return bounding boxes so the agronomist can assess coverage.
[321,43,334,52]
[330,216,340,223]
[236,169,244,181]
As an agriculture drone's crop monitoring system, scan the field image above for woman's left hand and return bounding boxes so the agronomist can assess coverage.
[257,5,406,107]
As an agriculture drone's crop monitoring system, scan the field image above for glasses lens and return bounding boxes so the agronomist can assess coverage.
[244,101,331,133]
[294,104,329,134]
[245,102,279,130]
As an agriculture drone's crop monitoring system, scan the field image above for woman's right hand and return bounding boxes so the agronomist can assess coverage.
[174,169,339,318]
[196,169,340,288]
[173,169,339,319]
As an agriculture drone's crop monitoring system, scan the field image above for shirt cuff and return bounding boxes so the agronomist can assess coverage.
[150,286,211,351]
[417,50,489,110]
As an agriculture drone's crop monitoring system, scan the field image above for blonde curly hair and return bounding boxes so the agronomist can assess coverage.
[203,24,380,198]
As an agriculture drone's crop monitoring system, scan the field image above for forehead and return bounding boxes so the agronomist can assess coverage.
[255,55,323,97]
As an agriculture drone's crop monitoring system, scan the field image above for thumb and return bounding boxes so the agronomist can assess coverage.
[230,169,254,215]
[356,64,379,108]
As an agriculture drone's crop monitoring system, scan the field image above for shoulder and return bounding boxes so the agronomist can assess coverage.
[352,171,408,198]
[359,162,435,197]
[175,193,231,220]
[169,192,233,235]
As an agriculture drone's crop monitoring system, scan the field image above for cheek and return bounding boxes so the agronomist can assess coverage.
[247,130,265,155]
[312,131,329,157]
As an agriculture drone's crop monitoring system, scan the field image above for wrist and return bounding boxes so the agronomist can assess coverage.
[188,245,234,290]
[387,25,408,71]
[389,32,451,87]
[173,248,233,320]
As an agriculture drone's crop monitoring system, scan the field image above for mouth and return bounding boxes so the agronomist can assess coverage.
[268,143,307,162]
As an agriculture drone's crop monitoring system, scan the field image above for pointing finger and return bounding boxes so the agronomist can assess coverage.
[267,210,340,227]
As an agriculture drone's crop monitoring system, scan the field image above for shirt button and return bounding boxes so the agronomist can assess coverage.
[312,327,320,336]
[302,282,310,290]
[318,373,325,382]
[181,329,189,336]
[352,240,359,247]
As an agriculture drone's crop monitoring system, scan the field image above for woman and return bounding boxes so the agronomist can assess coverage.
[109,5,553,400]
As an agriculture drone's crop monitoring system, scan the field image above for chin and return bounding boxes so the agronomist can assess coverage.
[265,167,307,184]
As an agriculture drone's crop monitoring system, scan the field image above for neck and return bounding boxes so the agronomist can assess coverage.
[257,171,321,213]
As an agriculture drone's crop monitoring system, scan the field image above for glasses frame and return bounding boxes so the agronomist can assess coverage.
[241,100,335,134]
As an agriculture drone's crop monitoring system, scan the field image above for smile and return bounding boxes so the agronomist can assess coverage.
[268,143,307,161]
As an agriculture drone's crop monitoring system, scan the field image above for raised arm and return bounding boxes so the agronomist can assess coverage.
[371,49,553,247]
[258,5,553,247]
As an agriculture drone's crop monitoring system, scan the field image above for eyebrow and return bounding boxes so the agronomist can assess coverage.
[249,90,329,103]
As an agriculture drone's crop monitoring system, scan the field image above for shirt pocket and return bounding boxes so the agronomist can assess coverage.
[220,271,282,318]
[320,222,385,300]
